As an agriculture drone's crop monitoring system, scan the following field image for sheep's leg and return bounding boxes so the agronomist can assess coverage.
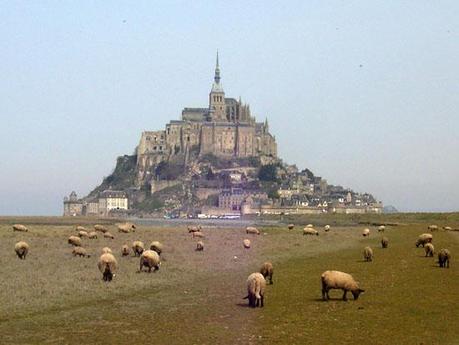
[270,273,273,285]
[342,290,348,301]
[260,295,264,307]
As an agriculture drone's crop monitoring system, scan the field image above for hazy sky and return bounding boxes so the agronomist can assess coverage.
[1,1,458,215]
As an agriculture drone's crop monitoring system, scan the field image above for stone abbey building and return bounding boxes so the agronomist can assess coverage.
[136,54,277,184]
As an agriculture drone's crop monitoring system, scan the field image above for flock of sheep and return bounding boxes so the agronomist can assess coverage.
[11,221,453,308]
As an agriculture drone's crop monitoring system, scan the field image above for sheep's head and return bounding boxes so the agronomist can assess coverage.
[352,288,365,300]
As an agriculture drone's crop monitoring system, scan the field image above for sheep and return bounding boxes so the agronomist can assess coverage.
[196,241,204,251]
[303,228,319,236]
[101,247,112,254]
[68,236,82,247]
[13,224,28,232]
[362,228,370,237]
[415,233,433,248]
[378,225,385,232]
[306,224,314,228]
[121,245,130,256]
[72,246,91,258]
[187,225,202,233]
[246,227,260,235]
[103,232,115,239]
[324,225,331,232]
[428,225,438,232]
[14,241,29,259]
[260,262,274,285]
[438,249,451,268]
[192,231,204,238]
[443,226,452,231]
[75,226,87,232]
[243,239,251,249]
[88,231,98,239]
[139,250,161,272]
[78,230,89,238]
[149,241,163,256]
[117,222,136,233]
[94,224,108,233]
[287,224,295,230]
[98,253,118,281]
[244,272,266,308]
[381,237,389,249]
[321,270,364,301]
[132,241,145,257]
[363,246,374,262]
[424,243,435,257]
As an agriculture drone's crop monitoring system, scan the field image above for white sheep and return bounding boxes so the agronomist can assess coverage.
[98,253,118,281]
[149,241,163,255]
[378,225,385,232]
[72,246,91,258]
[443,226,452,231]
[188,225,202,233]
[415,233,433,248]
[13,224,28,232]
[68,235,82,247]
[78,230,89,238]
[363,246,374,262]
[75,225,87,232]
[139,250,161,272]
[244,272,266,307]
[94,224,108,233]
[260,262,273,285]
[117,222,136,233]
[88,231,98,239]
[243,239,251,249]
[424,243,435,257]
[192,231,204,238]
[246,227,260,235]
[103,232,115,239]
[303,228,319,236]
[438,249,451,268]
[321,270,364,301]
[101,247,113,254]
[132,241,145,257]
[362,228,370,237]
[324,225,331,232]
[15,241,29,259]
[306,224,314,228]
[428,225,438,232]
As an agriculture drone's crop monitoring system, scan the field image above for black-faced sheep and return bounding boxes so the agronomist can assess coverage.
[98,253,118,281]
[94,224,108,233]
[196,241,204,251]
[362,228,370,237]
[288,224,295,230]
[321,270,364,301]
[132,241,145,257]
[149,241,163,255]
[246,227,260,235]
[121,245,130,256]
[139,250,161,272]
[260,262,273,285]
[104,232,115,239]
[68,236,82,247]
[75,226,87,232]
[363,247,373,262]
[378,225,385,232]
[13,224,28,232]
[244,272,266,308]
[324,225,331,232]
[424,243,435,257]
[415,233,433,248]
[15,241,29,259]
[72,246,91,258]
[428,225,438,232]
[243,239,251,249]
[381,237,389,249]
[306,224,314,228]
[438,249,451,268]
[187,225,202,233]
[303,228,319,236]
[443,226,452,231]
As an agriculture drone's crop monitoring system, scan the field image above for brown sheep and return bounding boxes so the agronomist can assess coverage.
[72,246,91,258]
[260,262,273,285]
[424,243,435,257]
[98,253,118,281]
[287,224,295,230]
[15,241,29,259]
[121,245,130,256]
[438,249,451,268]
[68,236,82,247]
[104,232,115,239]
[415,234,433,248]
[244,272,266,308]
[196,241,204,251]
[192,231,204,238]
[381,237,389,249]
[188,225,202,233]
[13,224,28,232]
[246,227,260,235]
[139,250,161,272]
[321,270,364,301]
[117,222,136,233]
[132,241,145,257]
[363,246,374,262]
[94,224,108,233]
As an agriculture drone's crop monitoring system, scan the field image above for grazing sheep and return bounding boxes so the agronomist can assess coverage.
[72,246,91,258]
[98,253,118,281]
[362,228,370,237]
[192,231,205,238]
[324,225,331,232]
[378,225,385,232]
[117,222,136,233]
[243,239,251,249]
[14,241,29,259]
[363,246,374,262]
[13,224,28,232]
[321,270,364,301]
[287,224,295,230]
[104,232,115,239]
[78,230,89,238]
[443,226,452,231]
[139,250,161,272]
[260,262,274,285]
[101,247,112,254]
[149,241,163,255]
[415,233,433,248]
[306,224,314,228]
[196,241,204,251]
[187,225,202,233]
[438,249,451,268]
[132,241,145,257]
[424,243,435,257]
[75,226,87,232]
[381,237,389,249]
[88,231,98,239]
[428,225,438,232]
[244,272,266,308]
[246,227,260,235]
[121,245,130,256]
[68,236,82,247]
[94,224,108,233]
[303,228,319,236]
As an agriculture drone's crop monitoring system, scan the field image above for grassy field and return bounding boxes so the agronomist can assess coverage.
[0,215,458,344]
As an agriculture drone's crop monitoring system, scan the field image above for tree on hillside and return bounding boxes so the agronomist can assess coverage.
[258,164,278,182]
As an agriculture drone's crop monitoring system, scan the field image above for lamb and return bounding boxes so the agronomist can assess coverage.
[78,230,89,238]
[324,225,331,232]
[303,227,319,236]
[192,231,205,238]
[139,250,161,272]
[196,241,204,251]
[363,246,374,262]
[149,241,163,255]
[244,272,266,307]
[68,235,82,247]
[381,237,389,249]
[287,224,295,230]
[428,225,438,232]
[88,231,98,239]
[362,228,370,237]
[246,227,260,235]
[243,239,251,249]
[415,233,433,248]
[260,262,273,285]
[117,222,136,233]
[94,224,108,233]
[14,241,29,259]
[378,225,385,232]
[438,249,451,268]
[103,232,115,239]
[13,224,28,232]
[75,226,87,232]
[72,246,91,258]
[321,270,364,301]
[187,225,202,233]
[98,253,118,281]
[132,241,145,257]
[121,245,130,256]
[443,226,452,231]
[101,247,112,254]
[424,243,435,257]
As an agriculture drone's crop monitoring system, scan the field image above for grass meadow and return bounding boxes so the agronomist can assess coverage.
[0,215,458,344]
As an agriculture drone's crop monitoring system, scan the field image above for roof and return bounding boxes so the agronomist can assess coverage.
[99,190,127,199]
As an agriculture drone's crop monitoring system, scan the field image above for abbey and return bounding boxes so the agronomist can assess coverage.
[136,54,277,183]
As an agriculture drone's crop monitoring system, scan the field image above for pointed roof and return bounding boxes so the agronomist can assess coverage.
[211,51,224,93]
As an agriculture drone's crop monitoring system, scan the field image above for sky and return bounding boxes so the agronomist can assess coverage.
[0,1,458,215]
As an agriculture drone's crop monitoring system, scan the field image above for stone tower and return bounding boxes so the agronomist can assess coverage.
[209,52,226,122]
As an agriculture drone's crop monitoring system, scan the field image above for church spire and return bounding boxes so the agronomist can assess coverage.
[214,51,221,84]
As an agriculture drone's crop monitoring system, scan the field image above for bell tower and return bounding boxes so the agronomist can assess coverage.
[209,52,226,122]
